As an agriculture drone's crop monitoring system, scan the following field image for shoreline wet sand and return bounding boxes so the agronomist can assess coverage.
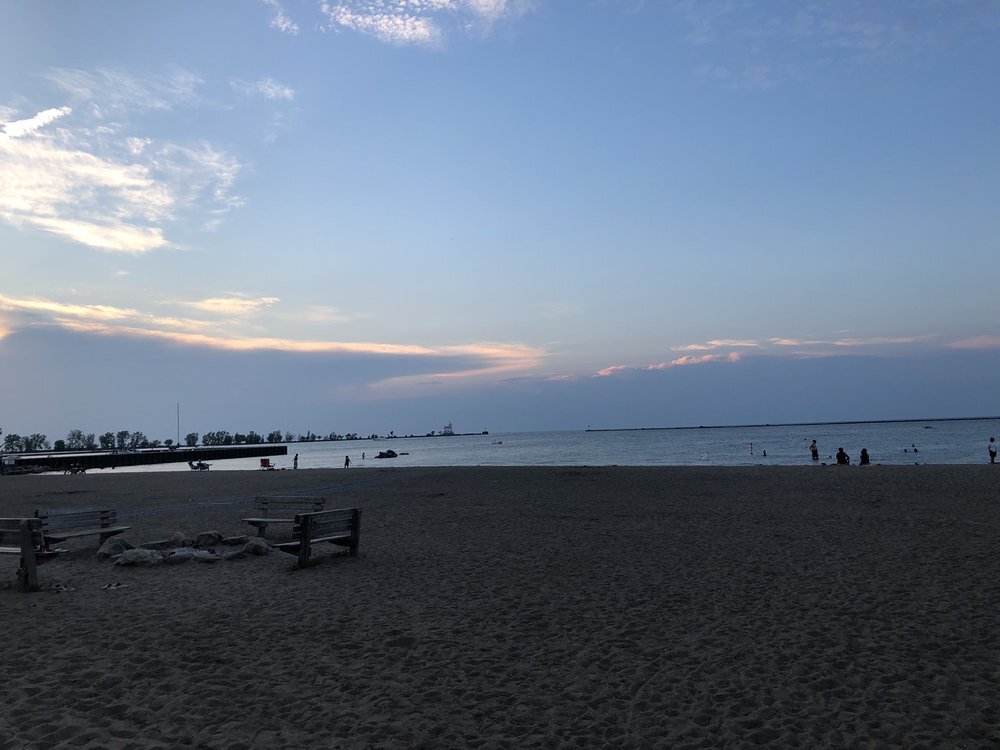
[2,466,997,748]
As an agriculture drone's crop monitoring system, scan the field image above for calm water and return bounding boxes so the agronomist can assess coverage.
[94,418,1000,472]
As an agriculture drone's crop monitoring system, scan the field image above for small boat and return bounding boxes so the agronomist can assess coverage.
[375,449,398,459]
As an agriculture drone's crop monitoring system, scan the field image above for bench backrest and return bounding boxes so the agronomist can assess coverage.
[35,508,119,533]
[253,496,325,518]
[292,507,359,540]
[0,518,44,547]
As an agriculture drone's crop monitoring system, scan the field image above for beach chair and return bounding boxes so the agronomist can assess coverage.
[259,458,277,470]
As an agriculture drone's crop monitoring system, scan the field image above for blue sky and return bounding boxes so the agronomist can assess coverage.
[1,1,999,440]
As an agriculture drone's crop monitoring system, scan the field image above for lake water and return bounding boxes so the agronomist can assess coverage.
[96,417,1000,472]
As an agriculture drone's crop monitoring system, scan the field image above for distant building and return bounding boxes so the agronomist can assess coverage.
[441,422,455,436]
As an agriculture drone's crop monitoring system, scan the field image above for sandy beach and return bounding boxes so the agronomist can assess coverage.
[1,466,997,748]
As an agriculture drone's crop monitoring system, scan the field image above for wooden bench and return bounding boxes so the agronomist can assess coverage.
[274,508,361,566]
[0,518,62,590]
[35,508,131,551]
[243,496,326,538]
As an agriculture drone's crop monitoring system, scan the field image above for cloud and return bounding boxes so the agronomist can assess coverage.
[0,72,244,252]
[231,77,295,101]
[666,0,1000,86]
[179,296,281,316]
[263,0,300,34]
[950,336,1000,350]
[0,106,72,138]
[319,0,527,45]
[672,339,760,352]
[0,291,546,387]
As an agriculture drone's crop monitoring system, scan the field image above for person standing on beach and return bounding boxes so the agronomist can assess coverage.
[293,453,298,469]
[809,440,819,461]
[989,437,997,464]
[344,455,351,468]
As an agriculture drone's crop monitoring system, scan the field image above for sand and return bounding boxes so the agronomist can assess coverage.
[1,465,997,749]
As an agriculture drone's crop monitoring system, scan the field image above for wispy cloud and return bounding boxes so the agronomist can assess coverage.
[178,296,281,316]
[594,332,943,377]
[0,69,246,252]
[263,0,300,34]
[231,77,295,101]
[319,0,528,46]
[667,0,1000,87]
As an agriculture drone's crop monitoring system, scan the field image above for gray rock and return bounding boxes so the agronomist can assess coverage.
[192,549,220,563]
[224,550,247,561]
[193,530,223,548]
[113,548,163,566]
[140,539,174,551]
[164,547,198,564]
[243,537,270,556]
[170,531,193,547]
[221,535,250,546]
[97,537,135,560]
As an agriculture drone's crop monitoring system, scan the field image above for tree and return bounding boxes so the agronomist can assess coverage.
[246,431,263,444]
[116,431,130,450]
[127,431,148,449]
[66,430,95,450]
[53,440,67,451]
[164,439,173,447]
[285,431,295,443]
[3,434,23,452]
[267,430,283,443]
[185,432,199,447]
[24,434,51,452]
[99,432,115,450]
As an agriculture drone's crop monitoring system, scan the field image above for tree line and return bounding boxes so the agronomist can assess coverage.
[0,427,375,453]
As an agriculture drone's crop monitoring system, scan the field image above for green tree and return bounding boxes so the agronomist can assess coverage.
[185,432,199,447]
[24,434,51,451]
[127,431,148,449]
[267,430,283,443]
[53,440,67,451]
[3,434,23,452]
[116,431,130,449]
[66,430,95,450]
[285,431,295,443]
[99,432,116,450]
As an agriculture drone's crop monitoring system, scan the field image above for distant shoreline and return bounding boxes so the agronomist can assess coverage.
[585,415,1000,433]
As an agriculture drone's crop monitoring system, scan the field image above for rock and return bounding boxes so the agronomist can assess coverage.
[221,535,250,546]
[243,538,270,556]
[140,539,174,551]
[193,530,223,548]
[170,531,193,547]
[224,550,247,561]
[164,547,198,564]
[97,537,135,560]
[192,550,220,563]
[113,549,163,566]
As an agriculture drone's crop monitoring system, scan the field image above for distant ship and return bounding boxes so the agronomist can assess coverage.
[441,422,455,436]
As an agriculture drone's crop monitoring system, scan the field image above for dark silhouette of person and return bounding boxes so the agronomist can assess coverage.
[344,455,351,468]
[989,437,997,464]
[810,440,819,461]
[293,453,298,469]
[859,448,870,466]
[836,447,850,465]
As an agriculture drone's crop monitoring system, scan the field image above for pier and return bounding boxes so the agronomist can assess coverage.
[0,445,288,474]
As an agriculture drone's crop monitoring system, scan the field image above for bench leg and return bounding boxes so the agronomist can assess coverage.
[18,521,39,591]
[297,516,312,566]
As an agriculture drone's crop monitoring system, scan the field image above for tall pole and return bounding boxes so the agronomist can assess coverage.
[177,403,180,446]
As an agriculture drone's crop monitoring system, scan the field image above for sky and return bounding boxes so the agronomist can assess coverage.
[1,0,999,442]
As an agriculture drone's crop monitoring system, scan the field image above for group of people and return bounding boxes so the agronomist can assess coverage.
[809,440,870,466]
